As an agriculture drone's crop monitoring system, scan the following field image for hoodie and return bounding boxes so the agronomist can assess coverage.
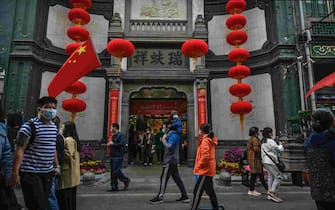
[304,130,335,160]
[193,134,218,177]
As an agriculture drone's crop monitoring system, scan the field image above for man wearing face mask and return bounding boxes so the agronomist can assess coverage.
[10,96,59,210]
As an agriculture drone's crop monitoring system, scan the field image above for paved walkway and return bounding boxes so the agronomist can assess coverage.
[15,165,315,210]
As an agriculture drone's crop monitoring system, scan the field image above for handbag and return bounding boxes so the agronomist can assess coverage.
[262,149,286,172]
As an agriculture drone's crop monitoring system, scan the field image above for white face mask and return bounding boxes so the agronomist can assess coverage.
[173,115,178,119]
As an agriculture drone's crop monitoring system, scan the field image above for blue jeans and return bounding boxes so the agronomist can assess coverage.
[110,156,129,190]
[46,176,59,210]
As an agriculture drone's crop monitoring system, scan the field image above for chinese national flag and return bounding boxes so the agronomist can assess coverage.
[48,38,101,97]
[306,72,335,98]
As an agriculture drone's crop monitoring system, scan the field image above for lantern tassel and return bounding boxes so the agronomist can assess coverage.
[191,57,197,73]
[117,57,122,76]
[239,114,244,134]
[71,112,77,122]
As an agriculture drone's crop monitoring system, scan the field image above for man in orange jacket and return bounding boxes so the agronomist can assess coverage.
[191,123,220,210]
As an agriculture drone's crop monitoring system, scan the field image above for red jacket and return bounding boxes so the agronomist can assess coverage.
[193,134,218,176]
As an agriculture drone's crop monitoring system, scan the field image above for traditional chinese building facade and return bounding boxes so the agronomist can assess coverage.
[1,0,335,164]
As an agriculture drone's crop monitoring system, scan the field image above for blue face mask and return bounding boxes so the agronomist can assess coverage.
[42,108,57,120]
[162,129,166,133]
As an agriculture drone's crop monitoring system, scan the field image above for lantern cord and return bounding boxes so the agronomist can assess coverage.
[72,93,77,99]
[191,57,197,73]
[117,57,122,76]
[71,112,77,122]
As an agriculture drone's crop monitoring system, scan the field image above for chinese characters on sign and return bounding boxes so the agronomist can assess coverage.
[130,49,186,68]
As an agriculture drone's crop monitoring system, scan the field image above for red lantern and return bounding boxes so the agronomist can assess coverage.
[65,42,81,55]
[228,65,251,79]
[70,0,92,10]
[226,30,248,46]
[181,39,208,58]
[230,101,252,114]
[228,48,249,63]
[107,38,135,58]
[62,98,86,113]
[226,14,247,30]
[67,26,90,42]
[107,38,135,75]
[229,83,252,97]
[226,0,247,14]
[68,8,90,25]
[65,81,87,95]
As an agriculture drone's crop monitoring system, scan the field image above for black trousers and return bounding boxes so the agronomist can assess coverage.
[316,200,335,210]
[157,163,187,198]
[20,171,53,210]
[191,175,219,210]
[56,187,77,210]
[0,175,22,210]
[249,173,268,191]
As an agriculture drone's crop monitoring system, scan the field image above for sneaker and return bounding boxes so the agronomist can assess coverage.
[267,195,271,200]
[176,196,190,203]
[124,179,131,190]
[248,190,261,196]
[268,193,283,203]
[149,163,153,166]
[150,196,163,204]
[144,163,147,166]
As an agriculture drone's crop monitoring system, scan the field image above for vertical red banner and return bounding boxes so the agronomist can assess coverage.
[107,89,119,154]
[197,88,207,130]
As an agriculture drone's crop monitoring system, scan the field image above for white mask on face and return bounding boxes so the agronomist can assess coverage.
[173,114,178,119]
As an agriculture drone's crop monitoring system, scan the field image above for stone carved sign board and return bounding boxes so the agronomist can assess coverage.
[130,0,187,20]
[210,73,276,140]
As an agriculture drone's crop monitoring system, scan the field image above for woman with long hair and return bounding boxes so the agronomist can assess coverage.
[247,126,268,196]
[261,127,284,203]
[56,121,80,210]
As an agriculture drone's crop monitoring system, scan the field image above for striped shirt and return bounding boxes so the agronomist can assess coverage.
[19,117,57,173]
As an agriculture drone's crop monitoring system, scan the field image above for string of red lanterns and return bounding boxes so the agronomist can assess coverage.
[62,0,92,122]
[225,0,253,131]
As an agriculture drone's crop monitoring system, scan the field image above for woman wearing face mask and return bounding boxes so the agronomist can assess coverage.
[56,121,80,210]
[261,127,284,203]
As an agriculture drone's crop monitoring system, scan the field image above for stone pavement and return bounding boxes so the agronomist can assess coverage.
[15,165,316,210]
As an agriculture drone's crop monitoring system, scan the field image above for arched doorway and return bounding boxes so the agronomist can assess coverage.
[127,87,188,165]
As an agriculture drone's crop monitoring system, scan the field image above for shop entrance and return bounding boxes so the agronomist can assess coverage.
[127,87,188,165]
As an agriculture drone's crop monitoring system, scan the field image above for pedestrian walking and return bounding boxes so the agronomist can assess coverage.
[261,127,284,203]
[247,126,268,196]
[304,109,335,210]
[10,96,59,210]
[191,123,219,210]
[107,123,130,192]
[56,121,80,210]
[0,109,22,210]
[150,121,189,203]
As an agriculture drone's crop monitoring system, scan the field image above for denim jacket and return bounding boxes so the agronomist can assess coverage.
[0,123,13,179]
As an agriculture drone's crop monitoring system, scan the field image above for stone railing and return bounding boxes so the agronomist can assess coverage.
[129,19,188,34]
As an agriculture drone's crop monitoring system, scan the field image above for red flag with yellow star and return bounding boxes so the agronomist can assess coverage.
[48,38,101,97]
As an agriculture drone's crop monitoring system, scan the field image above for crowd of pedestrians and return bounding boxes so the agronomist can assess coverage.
[0,95,334,210]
